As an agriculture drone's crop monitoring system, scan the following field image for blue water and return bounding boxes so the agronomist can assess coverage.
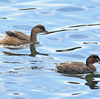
[0,0,100,99]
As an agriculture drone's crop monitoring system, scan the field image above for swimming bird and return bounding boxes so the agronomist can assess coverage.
[0,25,49,46]
[56,54,100,74]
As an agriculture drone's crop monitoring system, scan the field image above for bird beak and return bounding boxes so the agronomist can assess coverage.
[44,30,49,34]
[97,58,100,63]
[98,59,100,62]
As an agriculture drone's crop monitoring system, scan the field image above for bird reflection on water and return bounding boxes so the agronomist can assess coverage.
[2,44,48,57]
[63,73,100,89]
[85,73,100,89]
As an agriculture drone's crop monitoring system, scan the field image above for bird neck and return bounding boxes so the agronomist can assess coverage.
[30,28,38,43]
[87,64,96,71]
[86,58,96,71]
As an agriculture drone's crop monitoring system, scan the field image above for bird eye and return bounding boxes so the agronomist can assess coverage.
[38,28,42,31]
[41,29,43,31]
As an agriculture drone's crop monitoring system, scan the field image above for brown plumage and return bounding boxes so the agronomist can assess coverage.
[0,25,49,46]
[56,54,100,74]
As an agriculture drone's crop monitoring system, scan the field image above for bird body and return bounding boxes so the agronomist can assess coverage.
[56,61,95,74]
[56,54,100,74]
[0,25,49,46]
[0,31,30,45]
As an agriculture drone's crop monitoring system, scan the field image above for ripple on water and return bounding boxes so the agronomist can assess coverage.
[66,33,91,40]
[4,81,18,84]
[53,53,86,59]
[56,6,85,12]
[12,25,32,31]
[67,86,81,90]
[9,97,27,99]
[18,8,36,10]
[0,17,7,19]
[85,5,98,9]
[0,0,17,3]
[36,11,55,16]
[45,37,62,42]
[51,89,67,92]
[31,85,46,89]
[51,85,88,98]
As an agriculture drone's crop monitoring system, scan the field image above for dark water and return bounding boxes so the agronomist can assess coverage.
[0,0,100,99]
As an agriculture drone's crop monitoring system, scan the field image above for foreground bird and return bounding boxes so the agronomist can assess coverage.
[56,54,100,74]
[0,25,49,46]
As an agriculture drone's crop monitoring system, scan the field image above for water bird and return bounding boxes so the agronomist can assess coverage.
[56,54,100,74]
[0,25,49,46]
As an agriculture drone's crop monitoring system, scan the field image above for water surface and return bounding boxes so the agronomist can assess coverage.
[0,0,100,99]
